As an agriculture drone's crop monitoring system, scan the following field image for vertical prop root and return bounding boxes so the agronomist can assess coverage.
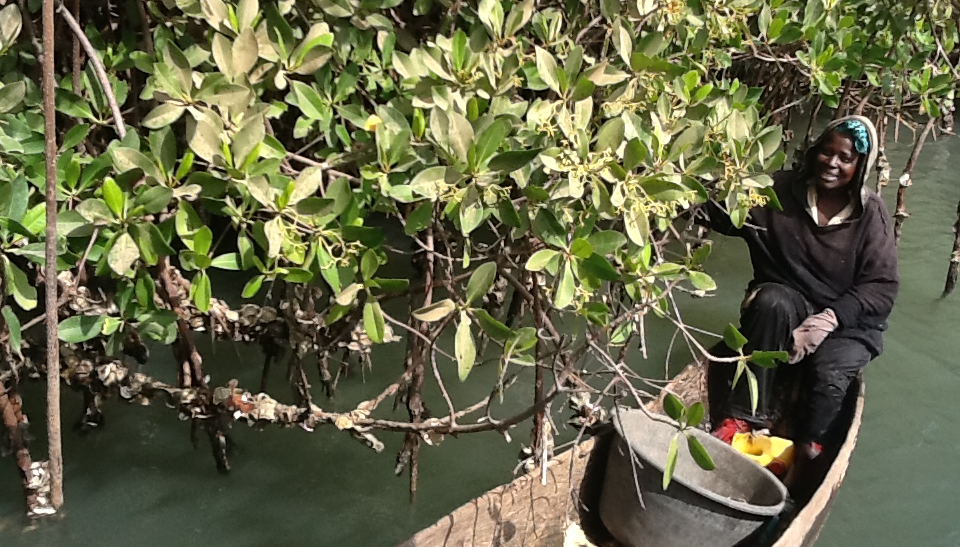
[894,119,936,246]
[0,390,43,515]
[156,258,231,472]
[41,0,63,512]
[943,199,960,297]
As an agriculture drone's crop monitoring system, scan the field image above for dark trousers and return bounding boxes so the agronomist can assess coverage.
[712,282,871,443]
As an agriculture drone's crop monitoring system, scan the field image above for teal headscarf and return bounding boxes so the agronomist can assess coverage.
[836,119,871,155]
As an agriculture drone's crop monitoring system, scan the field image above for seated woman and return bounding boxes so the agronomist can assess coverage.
[702,116,899,461]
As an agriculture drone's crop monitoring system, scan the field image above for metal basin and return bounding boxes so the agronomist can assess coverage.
[599,409,788,547]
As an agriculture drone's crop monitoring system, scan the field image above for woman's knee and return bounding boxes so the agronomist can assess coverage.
[742,283,802,315]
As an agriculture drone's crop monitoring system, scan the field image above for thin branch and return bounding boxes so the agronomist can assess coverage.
[55,2,127,139]
[381,312,456,362]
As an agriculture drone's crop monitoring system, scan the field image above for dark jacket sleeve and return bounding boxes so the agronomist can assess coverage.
[830,199,900,329]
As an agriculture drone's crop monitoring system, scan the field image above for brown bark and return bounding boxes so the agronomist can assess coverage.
[531,283,546,466]
[157,258,204,388]
[943,199,960,297]
[832,80,853,121]
[0,390,39,511]
[402,226,436,503]
[41,0,63,511]
[894,118,936,246]
[875,115,890,195]
[70,0,81,94]
[803,99,824,151]
[155,258,232,472]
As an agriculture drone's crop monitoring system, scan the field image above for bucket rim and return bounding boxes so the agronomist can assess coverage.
[611,408,788,517]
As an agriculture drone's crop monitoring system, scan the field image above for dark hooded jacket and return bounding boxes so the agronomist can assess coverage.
[705,115,899,356]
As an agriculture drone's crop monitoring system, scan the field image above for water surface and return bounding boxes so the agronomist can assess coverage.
[1,129,958,546]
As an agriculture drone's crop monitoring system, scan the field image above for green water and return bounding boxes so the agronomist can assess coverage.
[1,129,958,547]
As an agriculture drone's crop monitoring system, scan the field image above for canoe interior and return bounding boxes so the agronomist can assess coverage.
[399,362,865,547]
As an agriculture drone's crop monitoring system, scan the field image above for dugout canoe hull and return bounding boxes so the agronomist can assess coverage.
[398,362,865,547]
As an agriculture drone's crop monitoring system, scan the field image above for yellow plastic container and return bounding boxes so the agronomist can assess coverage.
[732,432,795,473]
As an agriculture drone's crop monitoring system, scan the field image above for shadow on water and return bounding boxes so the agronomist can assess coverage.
[2,129,960,547]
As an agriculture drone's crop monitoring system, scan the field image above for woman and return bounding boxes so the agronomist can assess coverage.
[703,115,899,461]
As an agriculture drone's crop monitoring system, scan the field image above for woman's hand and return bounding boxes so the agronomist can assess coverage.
[789,309,839,364]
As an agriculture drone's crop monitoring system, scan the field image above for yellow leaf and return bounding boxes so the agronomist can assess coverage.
[363,115,382,131]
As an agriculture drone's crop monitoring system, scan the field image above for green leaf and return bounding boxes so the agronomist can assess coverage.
[108,232,139,276]
[242,275,264,298]
[595,118,625,152]
[723,323,748,352]
[363,300,385,344]
[55,88,94,119]
[663,392,684,421]
[687,402,705,428]
[233,27,259,76]
[554,261,575,308]
[623,138,647,171]
[0,5,23,51]
[478,0,504,38]
[488,149,541,172]
[465,262,497,306]
[210,253,242,270]
[447,111,474,162]
[134,186,172,215]
[472,120,510,170]
[135,273,155,309]
[342,225,383,247]
[360,249,379,281]
[289,165,323,205]
[587,231,627,255]
[191,271,212,312]
[687,271,716,291]
[455,311,476,381]
[569,238,593,259]
[373,278,408,292]
[686,434,715,471]
[2,306,22,357]
[535,47,560,94]
[413,298,456,322]
[473,309,512,341]
[506,326,538,353]
[2,258,36,310]
[663,433,679,490]
[750,350,788,368]
[0,81,25,114]
[59,315,106,343]
[113,147,164,182]
[758,186,782,211]
[264,217,283,258]
[193,226,213,257]
[143,104,186,129]
[504,0,533,36]
[459,185,485,235]
[582,253,620,281]
[405,202,433,235]
[232,116,265,170]
[410,166,445,200]
[336,283,363,306]
[526,249,559,271]
[102,178,125,219]
[746,367,759,415]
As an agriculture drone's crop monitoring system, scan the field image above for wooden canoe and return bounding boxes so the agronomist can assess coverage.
[398,362,865,547]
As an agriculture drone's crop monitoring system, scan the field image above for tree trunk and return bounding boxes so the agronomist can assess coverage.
[41,0,63,512]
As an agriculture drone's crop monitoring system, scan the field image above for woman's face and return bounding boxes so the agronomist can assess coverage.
[814,131,860,191]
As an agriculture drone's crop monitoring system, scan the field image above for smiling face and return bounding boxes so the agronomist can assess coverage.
[814,130,861,192]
